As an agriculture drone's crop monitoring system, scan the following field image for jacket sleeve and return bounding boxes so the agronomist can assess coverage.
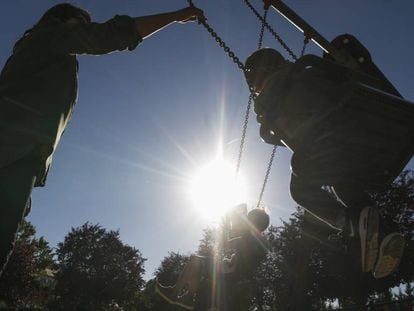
[51,15,143,55]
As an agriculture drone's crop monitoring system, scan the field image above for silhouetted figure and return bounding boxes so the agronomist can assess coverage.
[156,205,270,310]
[244,34,413,278]
[0,3,205,276]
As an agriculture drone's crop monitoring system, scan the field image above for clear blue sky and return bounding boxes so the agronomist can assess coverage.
[1,0,413,279]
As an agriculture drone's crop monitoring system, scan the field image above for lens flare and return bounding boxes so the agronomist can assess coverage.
[188,156,248,221]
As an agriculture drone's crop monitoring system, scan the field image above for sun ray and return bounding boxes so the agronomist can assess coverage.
[187,154,248,221]
[67,141,188,182]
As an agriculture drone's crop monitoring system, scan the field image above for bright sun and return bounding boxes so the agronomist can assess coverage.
[188,156,248,221]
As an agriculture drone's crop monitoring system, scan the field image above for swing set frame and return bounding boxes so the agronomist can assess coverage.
[266,0,354,66]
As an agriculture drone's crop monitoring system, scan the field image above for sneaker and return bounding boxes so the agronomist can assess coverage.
[155,281,195,310]
[359,206,379,272]
[373,233,405,279]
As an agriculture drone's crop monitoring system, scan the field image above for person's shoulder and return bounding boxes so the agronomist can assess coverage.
[33,19,65,33]
[23,20,68,47]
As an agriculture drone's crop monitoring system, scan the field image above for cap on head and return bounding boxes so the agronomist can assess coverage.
[244,48,285,90]
[247,208,270,232]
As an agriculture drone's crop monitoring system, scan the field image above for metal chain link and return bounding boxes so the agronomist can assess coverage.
[253,5,279,208]
[257,7,268,50]
[199,20,248,173]
[257,145,277,208]
[299,36,310,58]
[235,93,254,174]
[187,0,255,176]
[243,0,298,61]
[188,0,245,71]
[187,0,281,208]
[236,6,269,175]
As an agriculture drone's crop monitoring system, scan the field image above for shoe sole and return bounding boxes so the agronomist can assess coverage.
[373,233,405,279]
[359,207,379,272]
[155,284,195,310]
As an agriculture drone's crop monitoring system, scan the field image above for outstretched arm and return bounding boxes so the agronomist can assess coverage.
[134,6,205,39]
[51,6,205,55]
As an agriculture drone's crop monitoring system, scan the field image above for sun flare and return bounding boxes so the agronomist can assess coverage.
[188,156,248,221]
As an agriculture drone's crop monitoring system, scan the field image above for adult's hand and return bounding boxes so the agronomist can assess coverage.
[135,6,205,39]
[175,6,205,24]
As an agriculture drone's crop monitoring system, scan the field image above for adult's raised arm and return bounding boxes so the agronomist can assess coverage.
[51,6,205,55]
[134,6,205,39]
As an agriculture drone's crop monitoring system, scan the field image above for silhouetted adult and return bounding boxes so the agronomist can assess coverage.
[0,3,205,276]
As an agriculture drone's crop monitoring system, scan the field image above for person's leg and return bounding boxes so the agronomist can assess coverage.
[290,174,346,231]
[291,148,383,273]
[300,211,343,245]
[331,184,373,212]
[333,184,405,277]
[0,157,37,277]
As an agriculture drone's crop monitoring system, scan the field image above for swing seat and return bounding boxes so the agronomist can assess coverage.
[292,56,414,189]
[320,82,414,189]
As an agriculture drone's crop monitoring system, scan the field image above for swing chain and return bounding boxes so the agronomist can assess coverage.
[187,0,245,71]
[243,0,298,61]
[236,4,270,175]
[257,145,277,208]
[187,0,278,206]
[235,93,254,174]
[257,7,269,49]
[299,34,310,58]
[255,4,277,208]
[205,22,245,70]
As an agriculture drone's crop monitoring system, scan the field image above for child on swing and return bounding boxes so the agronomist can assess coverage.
[155,204,270,310]
[243,34,410,279]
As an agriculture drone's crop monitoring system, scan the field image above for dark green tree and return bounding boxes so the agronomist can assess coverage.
[251,170,414,310]
[51,222,146,311]
[197,228,216,257]
[250,220,328,311]
[0,220,55,309]
[404,282,413,298]
[142,252,190,311]
[143,228,217,310]
[154,251,190,286]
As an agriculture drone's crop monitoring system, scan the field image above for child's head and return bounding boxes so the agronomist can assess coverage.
[247,208,270,233]
[244,48,286,94]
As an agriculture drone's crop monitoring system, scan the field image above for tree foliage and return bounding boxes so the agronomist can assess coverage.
[249,170,414,310]
[197,228,216,257]
[1,171,412,310]
[0,220,54,309]
[51,222,146,311]
[141,252,190,311]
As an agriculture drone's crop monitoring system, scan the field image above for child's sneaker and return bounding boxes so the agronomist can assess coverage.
[373,233,405,279]
[359,206,379,272]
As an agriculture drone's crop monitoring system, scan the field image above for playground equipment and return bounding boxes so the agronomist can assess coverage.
[172,1,414,310]
[188,0,414,209]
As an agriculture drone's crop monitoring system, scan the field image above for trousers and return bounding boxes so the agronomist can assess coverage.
[289,141,376,230]
[0,156,37,277]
